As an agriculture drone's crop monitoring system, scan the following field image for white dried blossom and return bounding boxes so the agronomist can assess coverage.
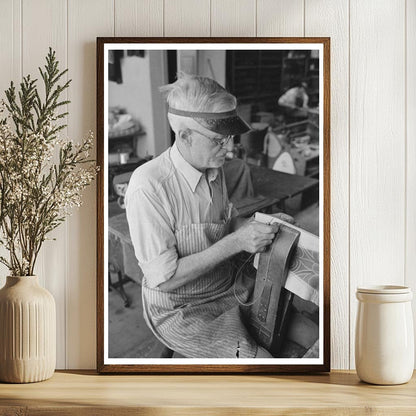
[0,51,97,276]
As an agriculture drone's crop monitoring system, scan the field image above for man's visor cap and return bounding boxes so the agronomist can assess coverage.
[168,107,251,136]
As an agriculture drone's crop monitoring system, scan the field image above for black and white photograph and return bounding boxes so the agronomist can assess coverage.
[97,38,330,373]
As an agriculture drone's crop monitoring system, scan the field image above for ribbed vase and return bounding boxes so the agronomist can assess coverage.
[0,276,56,383]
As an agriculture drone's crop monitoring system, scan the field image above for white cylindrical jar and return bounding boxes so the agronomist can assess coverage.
[355,285,414,385]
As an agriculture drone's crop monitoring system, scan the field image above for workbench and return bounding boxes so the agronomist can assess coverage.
[250,164,319,202]
[0,371,415,415]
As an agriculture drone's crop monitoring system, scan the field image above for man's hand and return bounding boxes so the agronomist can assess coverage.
[158,219,276,292]
[270,212,296,225]
[232,219,279,253]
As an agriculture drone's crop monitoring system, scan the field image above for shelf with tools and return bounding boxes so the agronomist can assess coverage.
[226,50,320,113]
[226,50,284,111]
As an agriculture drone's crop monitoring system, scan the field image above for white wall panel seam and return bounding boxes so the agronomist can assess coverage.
[303,0,305,36]
[348,0,351,369]
[0,0,23,284]
[19,0,22,80]
[305,0,349,369]
[349,0,406,368]
[402,1,406,284]
[64,0,69,369]
[210,0,212,37]
[404,0,407,288]
[210,0,212,36]
[68,0,114,368]
[405,0,416,366]
[23,0,70,369]
[63,0,69,370]
[20,0,23,78]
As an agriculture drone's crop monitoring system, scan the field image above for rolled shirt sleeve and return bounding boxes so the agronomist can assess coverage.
[125,186,178,288]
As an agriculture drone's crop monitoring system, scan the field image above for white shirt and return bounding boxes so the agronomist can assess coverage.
[125,143,233,288]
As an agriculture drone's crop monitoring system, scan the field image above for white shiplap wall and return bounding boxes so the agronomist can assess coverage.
[0,0,414,370]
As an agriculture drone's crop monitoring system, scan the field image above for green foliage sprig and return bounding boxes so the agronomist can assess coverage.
[0,48,97,276]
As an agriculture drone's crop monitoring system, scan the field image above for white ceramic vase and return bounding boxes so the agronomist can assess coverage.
[0,276,56,383]
[355,285,414,385]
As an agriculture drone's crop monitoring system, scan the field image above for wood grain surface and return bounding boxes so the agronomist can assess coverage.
[0,370,415,415]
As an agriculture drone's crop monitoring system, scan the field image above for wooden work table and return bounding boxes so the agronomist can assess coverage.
[250,164,319,201]
[0,370,415,415]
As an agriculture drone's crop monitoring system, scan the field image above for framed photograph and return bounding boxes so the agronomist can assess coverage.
[97,37,330,373]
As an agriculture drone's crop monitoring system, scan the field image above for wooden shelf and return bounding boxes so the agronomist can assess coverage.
[0,370,415,415]
[227,50,320,113]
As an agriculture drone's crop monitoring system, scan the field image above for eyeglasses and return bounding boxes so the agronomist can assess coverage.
[188,129,233,147]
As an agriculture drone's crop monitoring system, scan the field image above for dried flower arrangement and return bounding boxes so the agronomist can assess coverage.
[0,48,97,276]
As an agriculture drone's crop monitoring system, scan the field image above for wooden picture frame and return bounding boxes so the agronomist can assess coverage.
[97,37,330,373]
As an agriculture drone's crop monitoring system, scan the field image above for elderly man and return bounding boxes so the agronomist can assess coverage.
[125,73,278,358]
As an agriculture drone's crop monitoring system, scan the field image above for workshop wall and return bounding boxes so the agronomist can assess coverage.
[0,0,414,370]
[108,52,155,157]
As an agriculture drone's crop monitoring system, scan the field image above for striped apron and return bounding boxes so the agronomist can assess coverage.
[141,221,258,358]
